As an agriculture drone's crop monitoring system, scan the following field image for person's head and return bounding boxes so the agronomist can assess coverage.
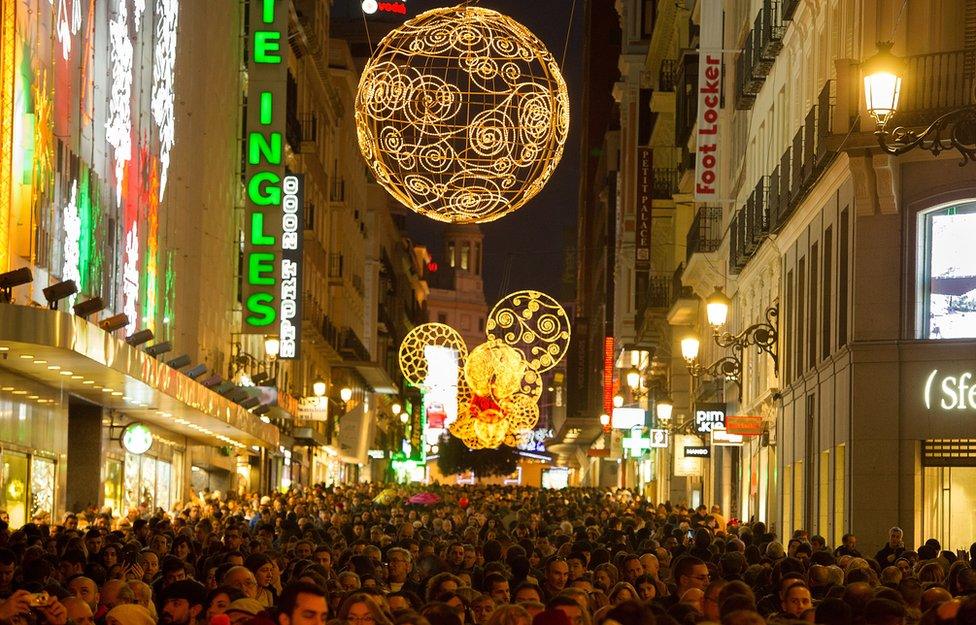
[313,545,332,570]
[547,596,585,625]
[702,580,726,622]
[68,575,100,611]
[485,604,531,625]
[621,556,643,582]
[277,581,329,625]
[545,557,569,591]
[245,552,275,588]
[206,585,246,621]
[160,580,206,625]
[471,594,496,624]
[388,547,413,582]
[674,556,710,594]
[339,592,393,625]
[888,528,904,548]
[864,599,906,625]
[106,603,155,625]
[514,583,543,604]
[608,582,637,605]
[223,565,258,599]
[486,573,511,605]
[634,574,657,602]
[63,596,95,625]
[0,549,15,588]
[781,582,812,618]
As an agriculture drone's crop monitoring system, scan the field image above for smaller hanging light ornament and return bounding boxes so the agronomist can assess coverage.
[355,5,570,224]
[397,291,571,450]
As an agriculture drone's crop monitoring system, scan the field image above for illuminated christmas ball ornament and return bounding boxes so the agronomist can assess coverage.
[355,5,570,224]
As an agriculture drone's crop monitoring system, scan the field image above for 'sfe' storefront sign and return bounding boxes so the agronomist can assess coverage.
[924,370,976,410]
[242,0,303,359]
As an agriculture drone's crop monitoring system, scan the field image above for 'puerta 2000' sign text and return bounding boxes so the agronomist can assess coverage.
[243,0,303,359]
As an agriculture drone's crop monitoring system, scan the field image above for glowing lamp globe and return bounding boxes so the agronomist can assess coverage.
[355,5,570,224]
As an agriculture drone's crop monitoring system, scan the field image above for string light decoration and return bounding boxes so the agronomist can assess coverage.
[398,290,570,450]
[107,0,133,206]
[355,5,570,224]
[151,0,179,200]
[398,322,469,388]
[486,289,570,373]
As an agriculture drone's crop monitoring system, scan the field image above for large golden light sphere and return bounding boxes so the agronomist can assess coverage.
[355,5,570,224]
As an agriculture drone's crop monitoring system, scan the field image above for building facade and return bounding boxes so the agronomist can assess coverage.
[606,0,976,553]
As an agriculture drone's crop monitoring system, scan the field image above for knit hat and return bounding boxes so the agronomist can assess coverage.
[225,598,265,616]
[162,579,207,607]
[105,604,155,625]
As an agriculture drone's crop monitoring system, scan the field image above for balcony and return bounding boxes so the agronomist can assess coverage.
[729,176,771,273]
[667,263,699,326]
[652,168,680,199]
[659,59,678,92]
[330,178,346,203]
[895,50,975,127]
[675,53,699,149]
[735,0,786,109]
[686,207,722,261]
[769,80,839,231]
[286,113,318,154]
[328,253,343,285]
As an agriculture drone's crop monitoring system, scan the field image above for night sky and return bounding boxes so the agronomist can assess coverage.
[373,0,587,303]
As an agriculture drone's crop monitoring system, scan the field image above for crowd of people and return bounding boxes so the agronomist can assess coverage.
[0,484,973,625]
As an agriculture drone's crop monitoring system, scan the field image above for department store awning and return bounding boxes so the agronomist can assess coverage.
[0,304,279,448]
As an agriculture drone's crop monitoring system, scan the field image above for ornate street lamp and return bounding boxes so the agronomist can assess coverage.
[864,42,976,164]
[312,379,327,397]
[613,394,625,409]
[655,396,673,424]
[680,331,745,400]
[599,413,611,429]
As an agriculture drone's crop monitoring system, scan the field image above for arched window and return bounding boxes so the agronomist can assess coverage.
[918,200,976,339]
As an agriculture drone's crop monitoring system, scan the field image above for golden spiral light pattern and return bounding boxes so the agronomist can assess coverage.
[397,323,468,388]
[355,5,570,224]
[486,290,571,373]
[397,290,571,450]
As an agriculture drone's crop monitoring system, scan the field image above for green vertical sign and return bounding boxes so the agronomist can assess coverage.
[242,0,288,341]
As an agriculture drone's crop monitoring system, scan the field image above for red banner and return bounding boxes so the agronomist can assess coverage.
[726,415,763,436]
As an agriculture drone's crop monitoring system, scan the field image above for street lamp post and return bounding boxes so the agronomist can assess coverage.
[680,287,779,401]
[864,42,976,164]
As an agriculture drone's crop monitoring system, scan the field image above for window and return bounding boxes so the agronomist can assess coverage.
[448,243,456,268]
[809,244,818,369]
[919,201,976,338]
[822,227,833,360]
[838,208,849,347]
[785,269,794,383]
[834,443,846,545]
[461,243,470,271]
[796,258,806,376]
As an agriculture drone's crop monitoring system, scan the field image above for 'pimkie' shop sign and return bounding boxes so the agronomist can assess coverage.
[242,0,303,359]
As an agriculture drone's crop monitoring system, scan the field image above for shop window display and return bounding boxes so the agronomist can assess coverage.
[920,201,976,339]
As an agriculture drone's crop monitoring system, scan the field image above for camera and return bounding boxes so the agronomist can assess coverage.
[28,591,49,607]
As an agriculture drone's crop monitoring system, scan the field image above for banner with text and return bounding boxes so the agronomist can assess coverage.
[694,0,723,202]
[636,147,652,271]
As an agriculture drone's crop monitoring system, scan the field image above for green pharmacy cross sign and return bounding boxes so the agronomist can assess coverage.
[242,0,303,359]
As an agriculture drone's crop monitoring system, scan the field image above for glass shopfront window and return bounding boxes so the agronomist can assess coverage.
[123,453,174,514]
[2,451,55,527]
[104,459,124,516]
[919,201,976,339]
[923,465,976,551]
[3,452,29,528]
